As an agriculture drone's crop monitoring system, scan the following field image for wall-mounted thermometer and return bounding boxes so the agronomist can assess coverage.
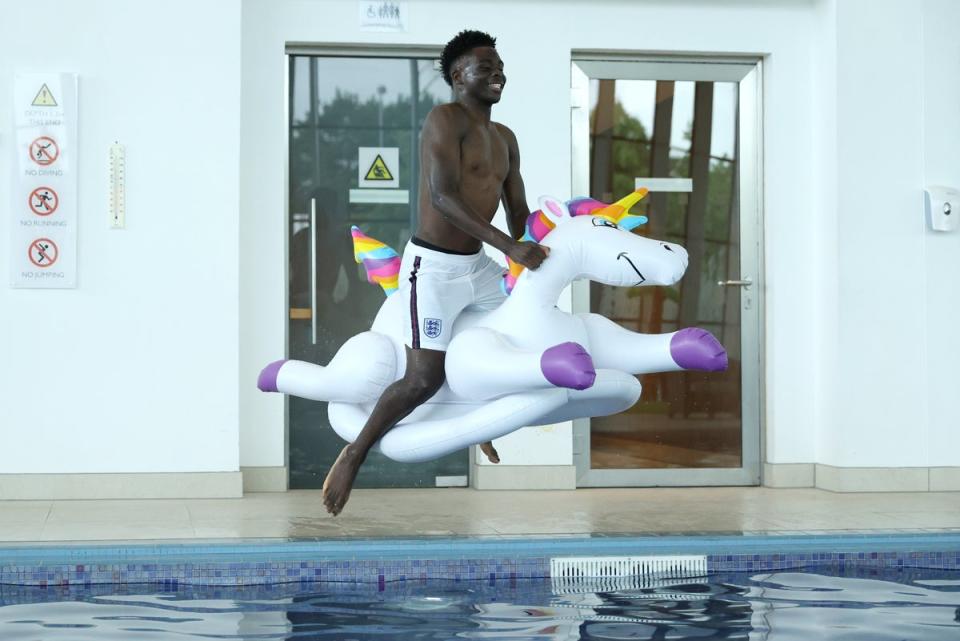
[109,142,125,229]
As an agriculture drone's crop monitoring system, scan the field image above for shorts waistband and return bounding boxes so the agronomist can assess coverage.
[411,236,479,255]
[404,239,486,264]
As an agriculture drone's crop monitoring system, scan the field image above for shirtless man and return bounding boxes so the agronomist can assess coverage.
[322,30,549,516]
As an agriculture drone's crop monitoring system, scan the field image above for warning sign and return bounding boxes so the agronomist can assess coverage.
[31,83,58,107]
[358,147,399,189]
[364,154,394,181]
[12,72,78,288]
[28,238,59,268]
[30,136,60,166]
[28,187,59,216]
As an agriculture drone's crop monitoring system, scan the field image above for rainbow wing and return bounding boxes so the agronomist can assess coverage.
[351,226,401,296]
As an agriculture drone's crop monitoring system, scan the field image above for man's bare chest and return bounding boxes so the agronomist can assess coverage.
[460,127,509,181]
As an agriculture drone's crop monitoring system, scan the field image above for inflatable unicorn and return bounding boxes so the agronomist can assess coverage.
[258,189,727,463]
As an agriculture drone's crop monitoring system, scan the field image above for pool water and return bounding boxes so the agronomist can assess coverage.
[1,566,959,640]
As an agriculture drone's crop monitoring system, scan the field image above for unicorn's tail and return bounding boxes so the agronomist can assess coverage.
[351,226,401,296]
[257,331,397,403]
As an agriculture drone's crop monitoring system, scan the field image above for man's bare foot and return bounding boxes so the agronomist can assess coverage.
[322,445,363,516]
[480,441,500,464]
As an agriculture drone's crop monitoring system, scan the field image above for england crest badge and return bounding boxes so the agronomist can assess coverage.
[423,318,442,339]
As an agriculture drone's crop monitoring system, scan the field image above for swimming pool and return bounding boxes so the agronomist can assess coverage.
[3,532,960,586]
[2,532,959,638]
[2,566,959,640]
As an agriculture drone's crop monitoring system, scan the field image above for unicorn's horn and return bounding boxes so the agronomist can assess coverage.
[594,188,649,221]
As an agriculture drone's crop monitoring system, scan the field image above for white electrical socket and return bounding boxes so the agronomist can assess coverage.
[925,186,959,232]
[109,143,125,229]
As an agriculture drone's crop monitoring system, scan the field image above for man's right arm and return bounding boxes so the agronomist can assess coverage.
[423,106,519,257]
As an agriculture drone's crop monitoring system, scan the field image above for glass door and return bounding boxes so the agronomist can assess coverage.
[571,57,763,486]
[286,52,468,489]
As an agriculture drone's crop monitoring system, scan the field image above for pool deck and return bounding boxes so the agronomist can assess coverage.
[2,487,960,543]
[3,488,960,585]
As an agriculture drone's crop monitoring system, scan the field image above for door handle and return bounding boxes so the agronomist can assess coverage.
[718,277,752,289]
[310,198,318,345]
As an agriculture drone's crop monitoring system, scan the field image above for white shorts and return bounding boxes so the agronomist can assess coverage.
[398,239,507,351]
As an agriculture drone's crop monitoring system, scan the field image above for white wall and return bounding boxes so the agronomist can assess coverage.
[921,0,960,467]
[817,0,960,468]
[0,0,242,475]
[810,0,840,470]
[238,0,822,472]
[239,2,288,469]
[829,0,926,466]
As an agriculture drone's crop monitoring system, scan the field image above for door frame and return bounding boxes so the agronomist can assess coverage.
[570,52,765,487]
[283,44,475,488]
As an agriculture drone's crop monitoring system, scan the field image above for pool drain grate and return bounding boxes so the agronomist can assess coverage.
[550,555,707,592]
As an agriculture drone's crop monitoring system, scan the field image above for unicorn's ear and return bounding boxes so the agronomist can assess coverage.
[619,214,649,231]
[537,195,571,224]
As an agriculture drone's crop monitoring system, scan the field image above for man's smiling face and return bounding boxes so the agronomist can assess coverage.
[455,46,506,104]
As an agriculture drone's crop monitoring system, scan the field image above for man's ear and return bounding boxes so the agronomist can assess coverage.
[450,58,465,87]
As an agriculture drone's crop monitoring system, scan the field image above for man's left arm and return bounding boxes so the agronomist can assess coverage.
[498,125,531,239]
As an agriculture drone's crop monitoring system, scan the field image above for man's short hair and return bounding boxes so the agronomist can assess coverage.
[440,30,497,86]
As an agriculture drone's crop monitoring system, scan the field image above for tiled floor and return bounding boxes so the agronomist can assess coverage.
[1,487,959,543]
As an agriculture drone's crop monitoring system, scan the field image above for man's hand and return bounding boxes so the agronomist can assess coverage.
[507,241,549,270]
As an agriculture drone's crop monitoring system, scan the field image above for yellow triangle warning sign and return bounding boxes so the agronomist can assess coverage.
[31,84,58,107]
[364,154,394,181]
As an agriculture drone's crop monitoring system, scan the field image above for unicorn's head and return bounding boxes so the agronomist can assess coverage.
[504,189,689,295]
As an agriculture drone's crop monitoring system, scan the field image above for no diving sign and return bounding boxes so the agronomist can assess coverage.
[358,147,399,189]
[30,136,60,166]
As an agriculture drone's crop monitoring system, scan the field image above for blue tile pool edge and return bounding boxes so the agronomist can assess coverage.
[2,532,960,586]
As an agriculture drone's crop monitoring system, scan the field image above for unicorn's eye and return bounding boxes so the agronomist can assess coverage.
[591,218,618,229]
[661,243,674,252]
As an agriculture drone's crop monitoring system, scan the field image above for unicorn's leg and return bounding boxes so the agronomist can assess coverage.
[444,327,596,401]
[577,313,727,374]
[328,388,569,463]
[529,368,642,425]
[257,331,397,403]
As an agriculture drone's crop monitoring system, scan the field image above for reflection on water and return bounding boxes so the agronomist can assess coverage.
[1,567,959,640]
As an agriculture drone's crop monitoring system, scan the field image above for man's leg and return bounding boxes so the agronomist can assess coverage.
[322,346,445,516]
[479,441,500,463]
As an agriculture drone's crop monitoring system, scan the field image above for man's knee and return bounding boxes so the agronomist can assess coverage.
[401,367,445,403]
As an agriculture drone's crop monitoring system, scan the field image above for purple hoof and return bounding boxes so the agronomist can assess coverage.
[670,328,728,371]
[257,359,287,392]
[541,342,596,390]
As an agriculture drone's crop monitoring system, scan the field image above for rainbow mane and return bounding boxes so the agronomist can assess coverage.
[502,189,650,295]
[351,226,401,296]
